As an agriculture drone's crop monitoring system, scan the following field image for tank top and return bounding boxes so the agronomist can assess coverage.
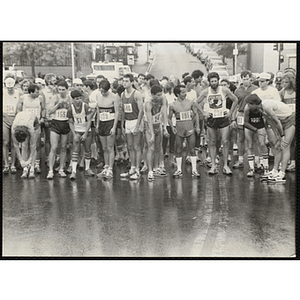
[43,87,57,120]
[174,99,194,122]
[71,103,90,132]
[121,90,139,120]
[23,94,41,119]
[282,90,296,112]
[204,87,228,118]
[3,88,20,126]
[248,110,264,129]
[264,101,292,120]
[98,106,116,122]
[52,95,71,121]
[12,111,36,130]
[144,100,162,126]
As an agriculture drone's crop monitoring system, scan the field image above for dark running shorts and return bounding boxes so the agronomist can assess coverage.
[98,120,114,136]
[117,120,122,129]
[207,116,230,129]
[51,119,70,135]
[176,120,194,138]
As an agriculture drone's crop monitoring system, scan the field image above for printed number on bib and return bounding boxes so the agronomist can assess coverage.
[212,108,224,118]
[124,103,133,113]
[56,109,67,119]
[180,111,192,121]
[4,105,16,114]
[288,103,295,112]
[25,108,39,117]
[153,113,160,124]
[237,115,244,125]
[100,112,110,121]
[76,117,84,124]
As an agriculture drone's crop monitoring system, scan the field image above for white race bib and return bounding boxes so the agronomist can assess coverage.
[212,108,224,118]
[4,104,16,115]
[25,107,39,117]
[237,112,244,125]
[288,103,295,112]
[75,116,85,124]
[124,103,133,113]
[179,110,192,121]
[152,112,160,124]
[55,108,67,119]
[99,112,110,121]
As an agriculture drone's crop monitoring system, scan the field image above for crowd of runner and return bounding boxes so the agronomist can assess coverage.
[3,66,296,183]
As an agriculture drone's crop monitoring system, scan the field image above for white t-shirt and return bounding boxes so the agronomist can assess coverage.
[186,89,197,102]
[251,86,281,103]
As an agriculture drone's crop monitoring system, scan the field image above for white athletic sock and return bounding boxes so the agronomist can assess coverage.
[239,156,244,163]
[191,156,197,172]
[176,157,182,171]
[248,154,254,170]
[85,159,90,170]
[72,161,77,173]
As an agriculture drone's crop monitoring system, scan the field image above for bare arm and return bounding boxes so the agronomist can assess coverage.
[145,101,154,144]
[223,87,238,120]
[134,90,145,131]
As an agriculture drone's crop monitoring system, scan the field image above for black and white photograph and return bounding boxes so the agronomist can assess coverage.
[2,41,297,258]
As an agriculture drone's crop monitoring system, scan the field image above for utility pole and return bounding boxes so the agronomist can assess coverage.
[71,43,75,81]
[233,43,238,75]
[146,43,149,63]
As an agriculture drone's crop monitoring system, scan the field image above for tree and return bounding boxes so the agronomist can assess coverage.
[3,42,72,77]
[215,43,247,60]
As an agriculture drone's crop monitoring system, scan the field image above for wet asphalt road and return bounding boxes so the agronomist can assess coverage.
[2,151,296,257]
[2,43,296,258]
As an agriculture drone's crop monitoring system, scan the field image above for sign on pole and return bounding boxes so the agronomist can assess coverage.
[127,55,134,65]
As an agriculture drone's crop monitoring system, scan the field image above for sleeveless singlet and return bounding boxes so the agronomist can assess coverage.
[12,111,36,130]
[3,88,21,126]
[204,87,228,118]
[23,94,41,119]
[282,90,296,112]
[52,95,71,121]
[248,110,264,129]
[121,90,139,121]
[43,87,57,120]
[71,103,90,133]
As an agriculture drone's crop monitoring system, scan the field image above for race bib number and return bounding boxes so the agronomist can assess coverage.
[75,117,85,124]
[4,105,16,115]
[212,108,224,118]
[55,108,67,119]
[237,113,244,125]
[153,113,160,124]
[180,110,192,121]
[124,103,133,113]
[288,103,295,112]
[25,107,39,117]
[99,112,110,121]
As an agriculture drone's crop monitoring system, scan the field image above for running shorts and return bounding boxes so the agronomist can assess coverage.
[176,120,194,138]
[51,119,70,135]
[125,119,143,134]
[281,112,295,131]
[98,120,114,136]
[207,116,230,129]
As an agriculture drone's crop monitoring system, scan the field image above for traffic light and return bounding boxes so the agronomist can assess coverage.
[279,43,284,51]
[273,43,278,51]
[279,55,284,64]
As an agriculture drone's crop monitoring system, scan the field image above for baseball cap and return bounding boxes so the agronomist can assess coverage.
[35,78,45,85]
[5,77,16,88]
[73,78,83,85]
[258,72,271,81]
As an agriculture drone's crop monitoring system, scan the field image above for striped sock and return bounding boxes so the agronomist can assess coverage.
[248,154,254,170]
